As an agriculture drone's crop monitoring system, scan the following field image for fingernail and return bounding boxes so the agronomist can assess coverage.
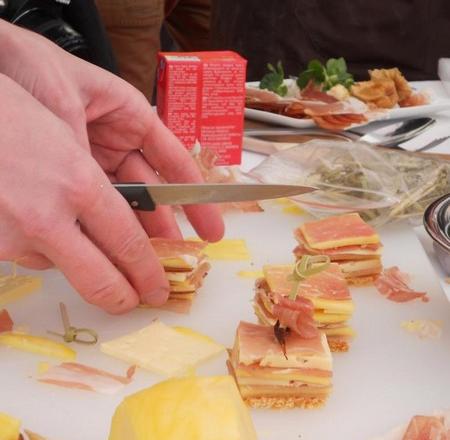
[142,287,169,307]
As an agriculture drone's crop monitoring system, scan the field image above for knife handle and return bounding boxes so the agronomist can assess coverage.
[113,184,156,211]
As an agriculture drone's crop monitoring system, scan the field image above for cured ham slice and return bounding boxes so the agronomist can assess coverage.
[191,145,263,213]
[146,238,211,312]
[229,321,333,409]
[300,213,379,250]
[254,263,354,352]
[245,86,288,103]
[374,267,429,303]
[402,415,449,440]
[38,362,135,394]
[151,238,206,261]
[0,309,13,333]
[264,264,351,301]
[272,295,318,339]
[294,214,383,285]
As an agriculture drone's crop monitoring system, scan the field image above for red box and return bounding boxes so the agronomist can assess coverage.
[156,51,247,165]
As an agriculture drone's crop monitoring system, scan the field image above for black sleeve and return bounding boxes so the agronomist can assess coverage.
[63,0,118,74]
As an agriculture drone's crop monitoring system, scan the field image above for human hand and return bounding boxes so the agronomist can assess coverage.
[0,19,224,243]
[0,73,179,313]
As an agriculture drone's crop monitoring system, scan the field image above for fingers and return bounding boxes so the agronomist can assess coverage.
[77,175,170,307]
[41,223,141,314]
[141,118,225,242]
[115,151,182,239]
[16,253,54,270]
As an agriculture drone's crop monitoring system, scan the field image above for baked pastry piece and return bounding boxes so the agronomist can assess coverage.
[228,321,333,409]
[147,238,210,312]
[254,263,355,352]
[293,213,383,285]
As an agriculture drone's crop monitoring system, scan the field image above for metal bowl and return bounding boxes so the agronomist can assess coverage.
[423,193,450,275]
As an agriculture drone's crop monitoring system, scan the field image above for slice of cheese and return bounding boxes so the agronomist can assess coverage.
[101,321,224,377]
[323,327,356,337]
[0,275,42,307]
[309,297,355,315]
[237,269,264,279]
[313,312,351,324]
[189,238,251,261]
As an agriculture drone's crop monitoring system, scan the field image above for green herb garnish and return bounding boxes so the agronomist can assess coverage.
[297,57,354,91]
[259,61,288,97]
[288,255,331,300]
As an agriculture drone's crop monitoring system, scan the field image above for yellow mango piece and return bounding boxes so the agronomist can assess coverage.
[0,412,21,440]
[109,376,257,440]
[0,332,76,361]
[189,238,251,261]
[0,274,42,307]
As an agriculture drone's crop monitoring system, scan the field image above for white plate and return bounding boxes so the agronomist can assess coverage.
[245,80,450,129]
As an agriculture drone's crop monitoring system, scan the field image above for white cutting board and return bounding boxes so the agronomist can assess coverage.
[1,205,449,440]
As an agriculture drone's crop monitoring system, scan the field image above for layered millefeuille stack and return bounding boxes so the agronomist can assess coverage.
[228,321,333,409]
[294,213,383,284]
[254,263,355,352]
[149,238,210,312]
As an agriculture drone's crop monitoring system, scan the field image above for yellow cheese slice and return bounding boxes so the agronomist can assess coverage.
[109,376,257,440]
[189,238,251,261]
[309,297,355,315]
[236,269,264,279]
[282,205,305,216]
[323,327,356,337]
[234,368,331,386]
[160,258,193,270]
[0,274,42,307]
[313,312,351,324]
[101,321,224,377]
[0,412,21,440]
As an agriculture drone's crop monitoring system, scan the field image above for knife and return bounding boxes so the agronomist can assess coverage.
[113,183,316,211]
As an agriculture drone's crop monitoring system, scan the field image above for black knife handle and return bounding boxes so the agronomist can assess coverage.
[113,184,156,211]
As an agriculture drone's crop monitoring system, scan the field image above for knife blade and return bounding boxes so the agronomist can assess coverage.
[113,183,317,211]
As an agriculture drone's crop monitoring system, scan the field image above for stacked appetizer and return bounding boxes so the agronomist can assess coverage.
[254,263,355,352]
[150,238,210,311]
[294,213,383,284]
[228,321,333,409]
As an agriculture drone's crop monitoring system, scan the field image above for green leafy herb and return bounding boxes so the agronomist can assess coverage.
[297,57,354,91]
[259,61,288,96]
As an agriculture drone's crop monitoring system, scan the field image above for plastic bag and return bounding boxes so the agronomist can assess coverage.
[248,140,450,226]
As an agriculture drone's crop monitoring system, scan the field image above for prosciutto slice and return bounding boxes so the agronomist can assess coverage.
[374,267,429,303]
[150,238,206,259]
[402,415,449,440]
[38,362,136,395]
[272,295,318,339]
[0,309,13,333]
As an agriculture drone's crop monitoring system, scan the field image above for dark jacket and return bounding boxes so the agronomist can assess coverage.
[211,0,450,81]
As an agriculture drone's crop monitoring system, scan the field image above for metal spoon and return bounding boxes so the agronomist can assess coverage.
[353,117,436,147]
